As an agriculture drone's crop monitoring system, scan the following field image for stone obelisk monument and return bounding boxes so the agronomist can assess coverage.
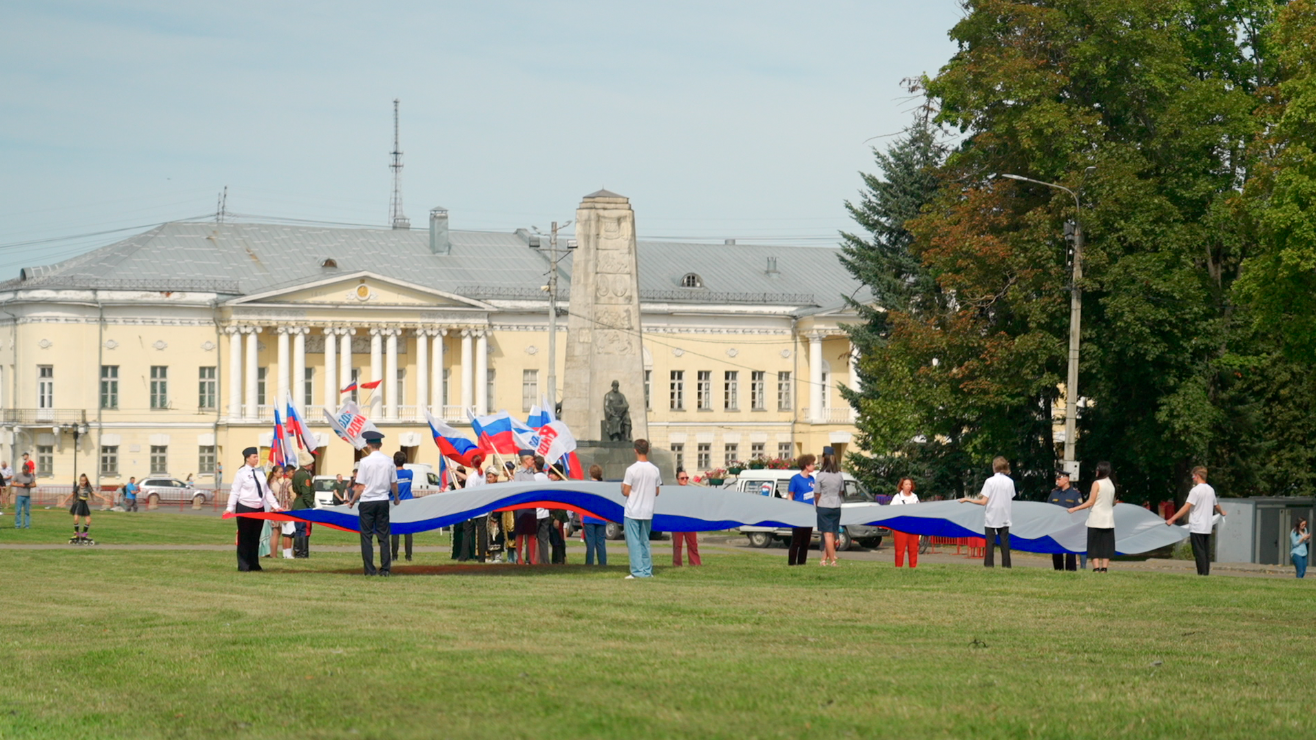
[562,189,649,444]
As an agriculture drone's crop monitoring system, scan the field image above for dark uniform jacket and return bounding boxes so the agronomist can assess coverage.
[1047,486,1082,508]
[290,468,316,510]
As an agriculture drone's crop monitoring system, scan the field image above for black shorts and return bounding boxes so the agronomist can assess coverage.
[1087,527,1116,559]
[70,499,91,517]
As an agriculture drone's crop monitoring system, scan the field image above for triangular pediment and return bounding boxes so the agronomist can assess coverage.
[227,272,493,310]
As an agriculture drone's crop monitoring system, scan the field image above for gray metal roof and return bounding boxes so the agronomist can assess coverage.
[3,220,869,310]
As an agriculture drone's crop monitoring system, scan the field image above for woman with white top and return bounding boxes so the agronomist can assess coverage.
[889,477,920,568]
[1068,460,1116,572]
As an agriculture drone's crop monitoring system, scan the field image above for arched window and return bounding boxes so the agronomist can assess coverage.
[321,258,338,268]
[681,273,703,288]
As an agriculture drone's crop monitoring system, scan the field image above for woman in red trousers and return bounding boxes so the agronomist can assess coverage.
[889,477,920,568]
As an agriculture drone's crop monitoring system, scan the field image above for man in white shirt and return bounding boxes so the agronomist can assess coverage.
[225,447,284,572]
[622,438,663,579]
[1166,466,1225,576]
[348,430,399,576]
[960,456,1016,568]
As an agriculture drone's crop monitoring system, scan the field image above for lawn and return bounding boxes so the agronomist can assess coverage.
[1,511,1312,739]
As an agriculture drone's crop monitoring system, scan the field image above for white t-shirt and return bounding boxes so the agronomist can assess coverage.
[534,471,550,518]
[356,450,398,503]
[622,460,662,520]
[1186,483,1217,534]
[890,492,919,505]
[980,473,1015,528]
[464,472,486,489]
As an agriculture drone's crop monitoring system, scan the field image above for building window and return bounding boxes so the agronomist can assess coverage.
[697,443,711,470]
[724,443,739,466]
[681,273,703,288]
[441,368,450,407]
[697,371,712,410]
[38,365,53,409]
[522,369,539,412]
[778,442,793,460]
[487,369,496,409]
[100,445,119,477]
[751,442,765,459]
[671,443,684,472]
[777,371,793,410]
[198,366,216,410]
[349,368,360,403]
[644,370,651,410]
[198,446,216,476]
[256,367,267,407]
[396,368,406,407]
[37,445,53,477]
[751,371,765,410]
[150,366,169,409]
[303,368,314,407]
[150,445,168,475]
[724,371,739,411]
[100,365,119,410]
[669,371,684,410]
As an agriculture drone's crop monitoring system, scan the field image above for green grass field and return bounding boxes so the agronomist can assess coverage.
[1,510,1313,739]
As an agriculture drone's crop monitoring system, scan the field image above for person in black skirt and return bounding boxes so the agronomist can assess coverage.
[1068,461,1117,572]
[225,447,284,572]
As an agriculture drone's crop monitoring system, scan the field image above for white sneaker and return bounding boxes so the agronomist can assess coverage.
[283,549,293,559]
[624,575,636,579]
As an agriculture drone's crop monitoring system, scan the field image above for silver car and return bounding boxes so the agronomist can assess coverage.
[138,477,209,506]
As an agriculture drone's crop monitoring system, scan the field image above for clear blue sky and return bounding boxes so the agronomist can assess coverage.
[0,1,963,278]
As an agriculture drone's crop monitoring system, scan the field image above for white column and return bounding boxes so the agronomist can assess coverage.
[276,327,290,409]
[244,327,261,419]
[475,329,489,416]
[340,329,354,397]
[432,329,446,415]
[460,329,474,411]
[292,327,307,411]
[385,328,399,420]
[322,327,337,409]
[370,328,383,387]
[415,330,428,420]
[808,332,823,424]
[227,327,242,420]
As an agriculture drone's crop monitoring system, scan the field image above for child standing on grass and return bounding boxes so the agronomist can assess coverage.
[1292,518,1309,579]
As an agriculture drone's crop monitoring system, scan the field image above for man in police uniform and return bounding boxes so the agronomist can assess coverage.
[290,449,317,558]
[225,447,284,572]
[347,430,399,576]
[1047,470,1082,571]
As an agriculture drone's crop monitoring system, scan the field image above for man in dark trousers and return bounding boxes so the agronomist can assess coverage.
[290,449,317,558]
[347,431,399,576]
[224,447,283,572]
[1047,471,1081,571]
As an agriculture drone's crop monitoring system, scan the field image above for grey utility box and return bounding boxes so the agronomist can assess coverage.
[1216,498,1314,565]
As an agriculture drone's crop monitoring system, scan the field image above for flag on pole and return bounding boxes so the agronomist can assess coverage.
[341,379,382,394]
[527,405,551,431]
[422,409,485,468]
[534,420,578,471]
[284,396,318,453]
[469,410,519,455]
[270,407,293,467]
[323,401,380,450]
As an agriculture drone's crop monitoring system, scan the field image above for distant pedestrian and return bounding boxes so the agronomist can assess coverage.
[122,476,140,513]
[1291,518,1309,579]
[60,474,111,543]
[671,469,701,566]
[290,451,316,558]
[1165,466,1225,576]
[331,473,350,506]
[391,452,415,563]
[12,453,35,529]
[622,438,662,579]
[889,477,920,569]
[1068,461,1116,572]
[513,450,539,565]
[463,461,490,563]
[534,455,552,566]
[268,465,295,559]
[1047,471,1080,571]
[960,457,1015,568]
[0,459,11,509]
[546,466,568,564]
[225,447,284,572]
[786,455,817,566]
[582,464,609,566]
[814,453,844,567]
[348,431,400,576]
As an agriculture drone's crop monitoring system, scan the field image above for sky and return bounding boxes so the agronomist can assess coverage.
[0,0,964,279]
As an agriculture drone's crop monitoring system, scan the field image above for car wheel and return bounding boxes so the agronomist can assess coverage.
[861,537,883,550]
[746,532,773,548]
[605,522,624,540]
[836,530,853,551]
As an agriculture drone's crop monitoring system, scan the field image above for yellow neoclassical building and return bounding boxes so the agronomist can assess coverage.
[0,198,866,488]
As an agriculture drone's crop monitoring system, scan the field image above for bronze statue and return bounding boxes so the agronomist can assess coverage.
[603,380,632,442]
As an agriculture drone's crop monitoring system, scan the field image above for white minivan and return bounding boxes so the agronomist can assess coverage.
[312,463,444,508]
[732,469,890,551]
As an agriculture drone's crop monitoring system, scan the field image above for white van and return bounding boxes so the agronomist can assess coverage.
[732,469,890,551]
[311,463,443,508]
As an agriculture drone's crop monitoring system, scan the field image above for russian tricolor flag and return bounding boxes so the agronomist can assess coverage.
[422,409,485,468]
[470,410,519,455]
[341,379,382,394]
[284,396,318,453]
[527,405,551,431]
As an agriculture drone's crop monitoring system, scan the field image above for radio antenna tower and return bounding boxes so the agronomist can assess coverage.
[215,185,227,224]
[388,99,410,230]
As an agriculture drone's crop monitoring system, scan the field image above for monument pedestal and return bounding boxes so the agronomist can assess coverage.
[576,441,676,483]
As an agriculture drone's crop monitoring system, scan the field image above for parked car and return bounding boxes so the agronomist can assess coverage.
[312,464,444,508]
[139,477,209,507]
[733,470,890,551]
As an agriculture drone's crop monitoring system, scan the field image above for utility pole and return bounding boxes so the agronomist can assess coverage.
[529,221,574,414]
[999,168,1093,480]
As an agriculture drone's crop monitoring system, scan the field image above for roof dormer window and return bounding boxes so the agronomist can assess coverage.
[321,258,338,269]
[681,273,703,289]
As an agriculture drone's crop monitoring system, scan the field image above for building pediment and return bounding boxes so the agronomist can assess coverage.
[226,272,493,310]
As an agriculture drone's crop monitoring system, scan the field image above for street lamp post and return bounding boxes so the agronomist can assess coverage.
[999,170,1091,479]
[528,221,574,415]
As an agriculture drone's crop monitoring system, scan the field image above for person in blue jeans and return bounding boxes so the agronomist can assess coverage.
[12,454,35,529]
[582,464,609,566]
[622,439,662,579]
[1292,518,1310,579]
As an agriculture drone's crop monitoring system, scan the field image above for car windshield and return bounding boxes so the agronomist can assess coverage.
[313,480,337,491]
[843,480,874,503]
